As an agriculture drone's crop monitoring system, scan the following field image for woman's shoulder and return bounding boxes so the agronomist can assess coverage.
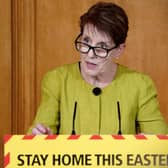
[41,62,80,87]
[44,62,78,78]
[41,62,79,90]
[118,64,155,86]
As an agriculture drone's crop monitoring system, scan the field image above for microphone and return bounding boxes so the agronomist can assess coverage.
[71,101,77,135]
[117,101,122,135]
[92,87,102,96]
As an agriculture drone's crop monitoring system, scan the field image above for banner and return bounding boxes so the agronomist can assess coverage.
[4,135,168,168]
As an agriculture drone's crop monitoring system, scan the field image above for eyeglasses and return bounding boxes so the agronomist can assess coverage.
[75,34,117,58]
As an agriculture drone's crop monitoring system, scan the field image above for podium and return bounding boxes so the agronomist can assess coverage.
[4,134,168,167]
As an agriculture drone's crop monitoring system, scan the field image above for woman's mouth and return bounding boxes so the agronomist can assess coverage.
[86,61,97,69]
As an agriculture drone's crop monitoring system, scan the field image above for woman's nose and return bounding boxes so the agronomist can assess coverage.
[87,48,95,58]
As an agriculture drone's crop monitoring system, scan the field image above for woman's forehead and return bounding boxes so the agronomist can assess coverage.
[83,24,112,43]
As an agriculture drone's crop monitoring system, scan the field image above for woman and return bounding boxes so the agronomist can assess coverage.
[28,2,168,134]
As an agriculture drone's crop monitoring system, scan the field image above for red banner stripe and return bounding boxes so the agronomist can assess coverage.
[45,135,58,139]
[22,135,35,140]
[4,153,10,167]
[112,135,125,139]
[4,135,12,144]
[68,135,80,140]
[157,135,168,140]
[90,135,103,140]
[135,134,147,140]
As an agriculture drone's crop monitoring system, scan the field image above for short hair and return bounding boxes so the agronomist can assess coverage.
[80,2,129,46]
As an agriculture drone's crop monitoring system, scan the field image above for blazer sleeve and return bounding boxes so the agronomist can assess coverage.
[27,70,61,134]
[137,75,168,134]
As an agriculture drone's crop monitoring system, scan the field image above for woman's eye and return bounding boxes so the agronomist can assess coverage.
[99,44,108,49]
[82,37,90,43]
[95,48,105,53]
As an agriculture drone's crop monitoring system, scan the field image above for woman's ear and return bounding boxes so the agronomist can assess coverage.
[113,43,126,59]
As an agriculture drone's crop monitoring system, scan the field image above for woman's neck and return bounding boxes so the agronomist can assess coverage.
[81,62,118,88]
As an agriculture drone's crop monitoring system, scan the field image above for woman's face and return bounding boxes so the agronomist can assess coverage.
[79,24,120,77]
